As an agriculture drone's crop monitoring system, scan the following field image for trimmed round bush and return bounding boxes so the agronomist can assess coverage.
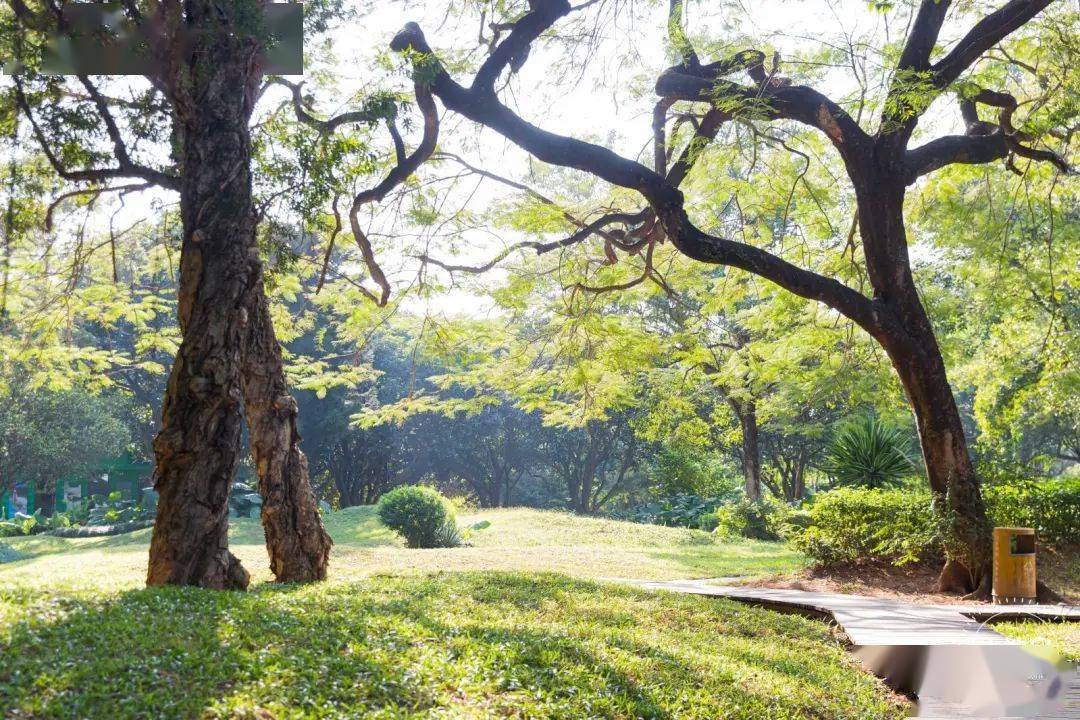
[377,486,457,548]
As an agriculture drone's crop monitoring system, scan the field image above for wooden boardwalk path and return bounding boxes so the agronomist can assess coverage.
[633,579,1080,645]
[633,579,1080,719]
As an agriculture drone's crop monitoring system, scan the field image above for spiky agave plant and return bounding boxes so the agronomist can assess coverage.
[824,416,916,489]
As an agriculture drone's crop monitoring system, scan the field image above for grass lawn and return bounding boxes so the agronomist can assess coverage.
[0,508,913,718]
[0,507,804,591]
[0,573,906,719]
[996,622,1080,662]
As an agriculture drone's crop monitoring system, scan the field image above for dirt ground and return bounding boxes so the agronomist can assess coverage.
[738,545,1079,605]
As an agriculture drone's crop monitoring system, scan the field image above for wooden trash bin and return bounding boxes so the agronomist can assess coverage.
[992,527,1036,604]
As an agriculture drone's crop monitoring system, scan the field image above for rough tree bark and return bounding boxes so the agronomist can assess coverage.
[240,279,333,582]
[15,1,333,587]
[149,0,331,587]
[854,178,992,593]
[147,20,260,589]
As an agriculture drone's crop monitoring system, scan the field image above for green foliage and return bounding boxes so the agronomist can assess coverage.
[430,518,464,548]
[794,479,1080,567]
[64,492,154,527]
[882,68,938,126]
[983,477,1080,546]
[711,497,793,541]
[0,388,131,494]
[823,416,915,489]
[0,512,43,538]
[622,493,728,529]
[376,485,459,548]
[0,574,906,719]
[792,488,939,567]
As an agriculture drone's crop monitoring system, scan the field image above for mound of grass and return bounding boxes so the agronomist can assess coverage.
[0,573,905,719]
[0,507,805,590]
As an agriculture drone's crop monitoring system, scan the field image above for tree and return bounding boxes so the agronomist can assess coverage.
[542,415,645,514]
[0,387,130,499]
[388,0,1073,593]
[7,1,335,587]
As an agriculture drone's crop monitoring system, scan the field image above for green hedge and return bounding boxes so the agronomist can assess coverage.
[793,477,1080,567]
[983,477,1080,546]
[791,488,937,566]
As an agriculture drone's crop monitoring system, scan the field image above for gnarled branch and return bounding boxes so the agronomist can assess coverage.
[932,0,1054,89]
[15,78,179,191]
[391,13,888,338]
[905,87,1070,181]
[342,84,440,306]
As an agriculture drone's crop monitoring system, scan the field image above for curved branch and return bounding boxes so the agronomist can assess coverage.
[348,84,440,306]
[905,87,1071,181]
[472,0,571,92]
[419,209,649,275]
[434,151,633,245]
[270,77,391,135]
[391,19,886,337]
[15,78,179,191]
[904,133,1010,181]
[45,182,152,231]
[665,107,731,188]
[653,65,870,172]
[932,0,1054,89]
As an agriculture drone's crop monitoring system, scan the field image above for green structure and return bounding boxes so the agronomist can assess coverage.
[0,484,34,519]
[2,454,152,518]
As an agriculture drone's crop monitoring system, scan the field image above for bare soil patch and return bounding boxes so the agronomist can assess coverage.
[738,545,1078,605]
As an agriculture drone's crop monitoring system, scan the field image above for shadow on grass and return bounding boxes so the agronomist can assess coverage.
[0,573,901,719]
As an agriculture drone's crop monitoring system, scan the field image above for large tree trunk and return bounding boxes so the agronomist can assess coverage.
[147,19,260,589]
[858,182,991,594]
[732,399,762,501]
[888,323,991,593]
[240,278,333,582]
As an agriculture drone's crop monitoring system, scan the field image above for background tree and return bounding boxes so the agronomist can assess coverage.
[0,387,130,504]
[388,0,1074,593]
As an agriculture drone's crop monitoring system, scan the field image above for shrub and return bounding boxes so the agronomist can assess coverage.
[431,519,463,548]
[377,486,459,548]
[984,477,1080,546]
[0,512,45,537]
[622,494,728,529]
[792,478,1080,568]
[712,497,792,541]
[791,487,938,566]
[66,492,154,527]
[823,416,915,489]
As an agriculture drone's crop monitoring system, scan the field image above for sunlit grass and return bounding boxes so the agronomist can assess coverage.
[0,573,907,719]
[996,621,1080,661]
[0,506,805,591]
